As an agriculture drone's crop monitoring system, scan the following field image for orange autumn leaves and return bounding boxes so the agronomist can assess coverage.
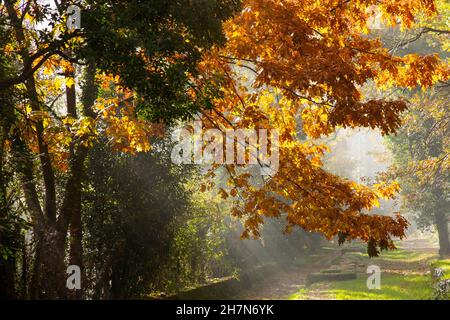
[15,73,164,171]
[194,0,449,254]
[94,77,164,154]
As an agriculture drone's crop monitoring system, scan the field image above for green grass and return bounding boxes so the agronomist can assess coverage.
[288,288,308,300]
[376,250,430,261]
[289,274,433,300]
[345,249,436,263]
[288,247,441,300]
[325,274,432,300]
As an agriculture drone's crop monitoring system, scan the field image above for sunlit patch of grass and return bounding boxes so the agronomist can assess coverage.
[345,249,436,264]
[326,274,432,300]
[288,288,308,300]
[290,274,433,300]
[376,250,435,262]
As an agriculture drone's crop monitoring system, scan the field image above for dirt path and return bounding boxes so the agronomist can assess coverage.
[232,248,343,299]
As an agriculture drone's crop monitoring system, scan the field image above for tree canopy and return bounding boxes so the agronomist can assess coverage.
[192,0,448,256]
[0,0,449,299]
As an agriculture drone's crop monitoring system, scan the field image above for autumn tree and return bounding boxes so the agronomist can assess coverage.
[192,0,449,257]
[1,0,449,300]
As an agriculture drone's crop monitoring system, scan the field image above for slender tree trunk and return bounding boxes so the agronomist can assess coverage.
[5,2,98,299]
[65,149,86,299]
[6,0,65,299]
[110,262,122,300]
[68,211,83,299]
[28,226,67,299]
[20,240,29,299]
[30,235,42,299]
[5,0,57,223]
[63,63,84,299]
[11,133,67,299]
[436,211,450,258]
[65,61,98,299]
[34,226,67,299]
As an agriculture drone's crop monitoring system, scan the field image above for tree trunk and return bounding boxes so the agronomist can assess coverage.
[110,262,122,300]
[63,63,84,300]
[11,133,67,299]
[32,226,67,299]
[5,3,99,298]
[436,211,450,258]
[68,196,84,299]
[20,241,29,299]
[66,60,98,299]
[5,0,57,224]
[6,0,65,299]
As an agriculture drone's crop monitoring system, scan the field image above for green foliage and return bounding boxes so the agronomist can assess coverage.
[0,21,28,298]
[79,0,241,123]
[82,140,234,297]
[381,2,449,250]
[385,88,449,232]
[82,141,187,298]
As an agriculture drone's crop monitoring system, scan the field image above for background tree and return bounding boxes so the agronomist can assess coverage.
[386,90,449,257]
[381,0,449,257]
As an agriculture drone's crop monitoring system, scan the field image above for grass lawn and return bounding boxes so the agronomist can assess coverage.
[289,247,441,300]
[344,249,437,265]
[297,274,432,300]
